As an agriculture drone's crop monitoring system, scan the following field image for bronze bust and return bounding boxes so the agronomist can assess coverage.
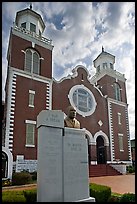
[64,106,80,129]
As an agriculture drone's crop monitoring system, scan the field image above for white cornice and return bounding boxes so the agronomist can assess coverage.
[90,68,126,83]
[12,27,54,51]
[107,97,128,107]
[10,66,53,84]
[53,65,91,84]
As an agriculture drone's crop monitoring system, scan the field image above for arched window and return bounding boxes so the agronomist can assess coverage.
[25,49,40,75]
[113,83,121,101]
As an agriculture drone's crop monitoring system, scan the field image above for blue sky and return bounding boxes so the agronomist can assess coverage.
[2,2,135,139]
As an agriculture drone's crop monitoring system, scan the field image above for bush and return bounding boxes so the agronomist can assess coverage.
[30,171,37,180]
[2,179,12,187]
[2,190,26,202]
[126,165,135,173]
[119,193,135,202]
[12,172,32,185]
[107,194,121,202]
[23,189,37,202]
[90,183,111,202]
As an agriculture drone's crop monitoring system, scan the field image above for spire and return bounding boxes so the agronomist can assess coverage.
[30,2,32,10]
[102,46,104,52]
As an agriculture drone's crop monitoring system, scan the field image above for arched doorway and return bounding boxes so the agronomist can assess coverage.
[2,152,8,178]
[2,147,13,180]
[96,136,106,164]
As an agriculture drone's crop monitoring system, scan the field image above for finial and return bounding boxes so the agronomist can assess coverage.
[30,3,32,10]
[102,46,104,52]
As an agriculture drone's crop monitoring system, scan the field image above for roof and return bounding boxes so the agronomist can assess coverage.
[15,8,45,30]
[93,50,115,62]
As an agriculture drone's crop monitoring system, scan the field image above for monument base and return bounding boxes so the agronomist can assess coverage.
[74,197,96,202]
[37,110,96,202]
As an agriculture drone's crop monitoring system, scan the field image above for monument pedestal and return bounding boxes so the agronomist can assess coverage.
[37,110,95,202]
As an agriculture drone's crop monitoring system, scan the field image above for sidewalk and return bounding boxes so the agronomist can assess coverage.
[89,174,135,194]
[3,174,135,195]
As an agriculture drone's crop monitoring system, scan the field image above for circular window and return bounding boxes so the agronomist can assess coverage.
[68,85,97,117]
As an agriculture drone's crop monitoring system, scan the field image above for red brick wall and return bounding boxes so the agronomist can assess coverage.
[12,75,49,160]
[52,67,109,138]
[52,67,130,162]
[98,75,127,103]
[10,34,52,78]
[111,103,129,161]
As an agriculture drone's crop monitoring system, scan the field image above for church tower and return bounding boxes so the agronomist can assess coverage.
[91,47,131,164]
[3,4,53,178]
[92,46,127,103]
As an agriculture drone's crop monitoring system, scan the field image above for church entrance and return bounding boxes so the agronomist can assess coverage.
[96,136,106,164]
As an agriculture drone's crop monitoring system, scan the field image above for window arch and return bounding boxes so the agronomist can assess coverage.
[113,83,121,101]
[25,49,40,75]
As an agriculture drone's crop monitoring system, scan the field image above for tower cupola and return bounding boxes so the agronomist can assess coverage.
[15,5,45,36]
[93,47,115,73]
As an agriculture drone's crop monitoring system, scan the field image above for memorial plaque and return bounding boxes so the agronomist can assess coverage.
[37,110,64,128]
[63,128,89,201]
[37,110,64,202]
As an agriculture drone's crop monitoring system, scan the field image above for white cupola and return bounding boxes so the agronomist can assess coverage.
[93,47,115,73]
[15,4,45,36]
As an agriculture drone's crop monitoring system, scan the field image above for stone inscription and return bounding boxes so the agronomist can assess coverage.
[37,110,64,128]
[63,135,89,201]
[16,160,37,173]
[44,112,61,123]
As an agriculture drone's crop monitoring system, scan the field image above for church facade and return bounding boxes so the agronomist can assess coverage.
[2,6,132,179]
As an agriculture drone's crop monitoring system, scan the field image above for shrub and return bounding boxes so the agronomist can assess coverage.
[2,179,12,187]
[126,165,135,173]
[30,171,37,180]
[23,189,37,202]
[107,194,121,202]
[119,193,135,202]
[2,190,26,202]
[12,172,32,185]
[89,183,111,202]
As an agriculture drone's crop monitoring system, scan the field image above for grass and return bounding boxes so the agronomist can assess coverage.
[2,190,26,202]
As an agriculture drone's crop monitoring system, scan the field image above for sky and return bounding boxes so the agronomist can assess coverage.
[2,2,135,139]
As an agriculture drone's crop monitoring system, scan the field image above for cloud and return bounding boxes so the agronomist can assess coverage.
[2,2,135,139]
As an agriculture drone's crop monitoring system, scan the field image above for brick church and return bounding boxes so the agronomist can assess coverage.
[2,6,132,180]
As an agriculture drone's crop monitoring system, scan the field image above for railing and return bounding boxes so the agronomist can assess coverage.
[90,67,125,82]
[13,24,52,45]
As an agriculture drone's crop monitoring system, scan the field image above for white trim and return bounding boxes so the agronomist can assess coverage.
[5,70,16,151]
[125,107,132,161]
[48,82,52,110]
[108,97,127,107]
[68,84,97,117]
[107,100,114,162]
[25,144,35,148]
[10,66,52,83]
[29,104,34,108]
[118,112,121,125]
[90,67,126,83]
[85,129,94,145]
[12,27,53,51]
[94,130,109,146]
[25,120,36,124]
[53,65,91,84]
[2,146,13,180]
[29,90,35,94]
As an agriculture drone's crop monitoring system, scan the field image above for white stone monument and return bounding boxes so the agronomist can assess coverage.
[37,110,95,202]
